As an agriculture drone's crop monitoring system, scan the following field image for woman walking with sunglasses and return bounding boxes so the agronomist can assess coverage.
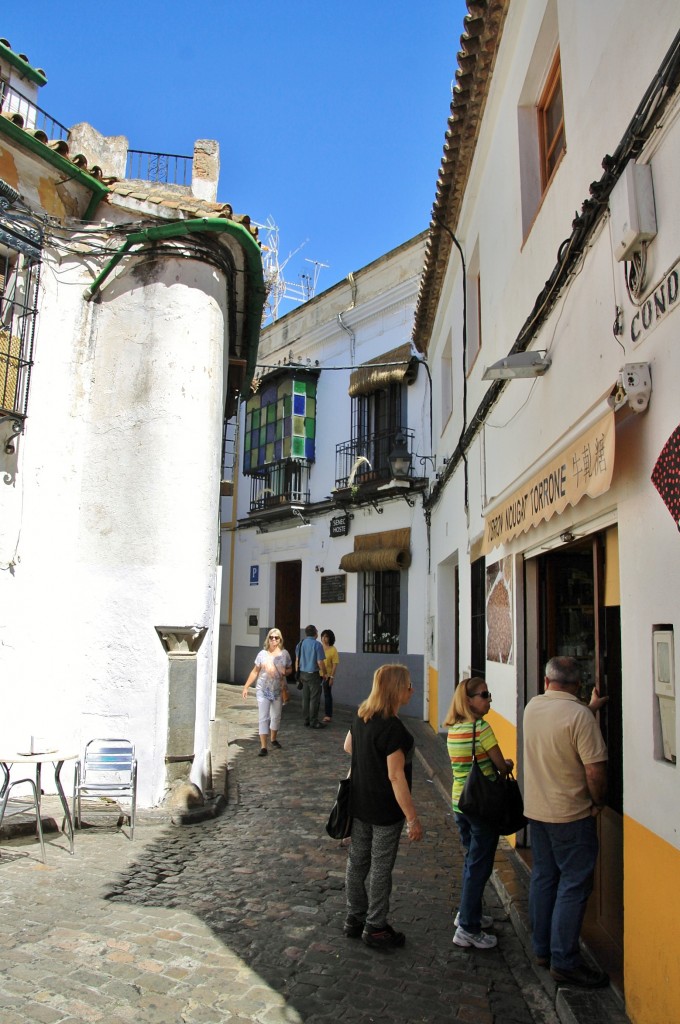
[242,628,292,756]
[444,679,514,948]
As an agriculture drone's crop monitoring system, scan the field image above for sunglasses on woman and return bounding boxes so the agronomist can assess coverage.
[471,690,492,700]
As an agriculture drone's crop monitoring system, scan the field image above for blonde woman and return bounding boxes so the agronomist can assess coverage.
[343,664,423,949]
[445,678,514,949]
[242,628,292,756]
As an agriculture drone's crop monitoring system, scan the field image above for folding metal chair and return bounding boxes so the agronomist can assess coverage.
[73,739,137,839]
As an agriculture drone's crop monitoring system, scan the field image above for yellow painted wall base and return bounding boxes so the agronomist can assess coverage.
[624,816,680,1024]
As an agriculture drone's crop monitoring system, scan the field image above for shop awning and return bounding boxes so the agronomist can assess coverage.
[348,343,419,397]
[482,411,615,555]
[339,528,412,572]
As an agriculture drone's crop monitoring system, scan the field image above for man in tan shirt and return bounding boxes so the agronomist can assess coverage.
[523,656,608,989]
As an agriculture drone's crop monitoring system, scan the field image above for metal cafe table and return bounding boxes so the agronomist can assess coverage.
[0,750,77,861]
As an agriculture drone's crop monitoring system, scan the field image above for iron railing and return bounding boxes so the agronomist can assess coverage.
[335,427,415,490]
[125,149,192,186]
[249,458,311,512]
[0,81,69,142]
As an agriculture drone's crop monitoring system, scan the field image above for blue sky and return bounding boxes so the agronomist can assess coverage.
[3,2,468,313]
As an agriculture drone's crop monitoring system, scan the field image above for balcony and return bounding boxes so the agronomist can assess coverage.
[335,427,416,493]
[249,459,311,513]
[125,149,192,187]
[0,81,68,141]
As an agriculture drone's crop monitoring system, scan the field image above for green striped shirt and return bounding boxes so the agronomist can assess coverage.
[447,718,499,812]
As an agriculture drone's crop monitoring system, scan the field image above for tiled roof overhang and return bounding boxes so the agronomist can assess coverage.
[412,0,509,355]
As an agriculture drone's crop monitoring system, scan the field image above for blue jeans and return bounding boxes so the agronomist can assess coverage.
[322,678,333,718]
[454,812,499,932]
[528,816,599,971]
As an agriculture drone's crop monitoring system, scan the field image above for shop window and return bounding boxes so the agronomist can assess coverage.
[363,569,400,653]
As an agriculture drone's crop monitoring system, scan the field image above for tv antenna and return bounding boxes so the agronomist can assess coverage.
[255,216,328,322]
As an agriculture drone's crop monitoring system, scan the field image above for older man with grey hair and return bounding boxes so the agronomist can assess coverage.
[523,656,609,989]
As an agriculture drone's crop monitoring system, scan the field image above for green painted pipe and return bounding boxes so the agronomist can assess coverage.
[83,217,265,397]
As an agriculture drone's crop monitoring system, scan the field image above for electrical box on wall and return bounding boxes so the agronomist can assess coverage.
[610,161,657,262]
[653,629,676,763]
[247,609,260,635]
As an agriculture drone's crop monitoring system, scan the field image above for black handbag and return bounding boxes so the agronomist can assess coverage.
[458,721,526,836]
[325,774,352,839]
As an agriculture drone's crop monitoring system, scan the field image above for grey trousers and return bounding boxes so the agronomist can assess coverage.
[345,816,404,928]
[300,671,321,724]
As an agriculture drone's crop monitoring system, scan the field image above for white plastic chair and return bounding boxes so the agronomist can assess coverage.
[73,739,137,839]
[0,771,46,862]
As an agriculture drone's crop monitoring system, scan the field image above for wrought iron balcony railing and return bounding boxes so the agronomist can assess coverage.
[335,427,415,490]
[249,458,311,513]
[0,81,69,142]
[125,149,192,187]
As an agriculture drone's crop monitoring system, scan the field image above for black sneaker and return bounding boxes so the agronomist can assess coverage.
[257,748,268,757]
[311,722,326,729]
[362,923,406,949]
[343,915,365,938]
[550,964,609,988]
[271,739,282,749]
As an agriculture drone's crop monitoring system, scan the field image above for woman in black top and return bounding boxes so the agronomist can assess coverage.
[343,664,423,948]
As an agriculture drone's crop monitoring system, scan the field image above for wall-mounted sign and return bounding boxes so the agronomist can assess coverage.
[330,514,350,538]
[321,574,347,604]
[250,565,259,585]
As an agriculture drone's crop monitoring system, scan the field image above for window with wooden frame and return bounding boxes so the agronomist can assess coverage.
[538,50,565,192]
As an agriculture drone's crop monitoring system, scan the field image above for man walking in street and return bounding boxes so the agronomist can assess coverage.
[523,655,609,989]
[296,624,326,729]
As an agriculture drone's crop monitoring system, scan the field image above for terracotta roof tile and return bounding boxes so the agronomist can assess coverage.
[412,0,509,354]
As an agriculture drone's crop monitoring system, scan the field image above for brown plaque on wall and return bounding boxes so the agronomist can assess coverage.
[321,574,347,603]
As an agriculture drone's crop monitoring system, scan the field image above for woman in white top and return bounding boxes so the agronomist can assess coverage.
[242,628,292,756]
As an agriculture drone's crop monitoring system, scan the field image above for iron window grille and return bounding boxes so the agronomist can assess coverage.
[0,207,42,427]
[363,569,400,653]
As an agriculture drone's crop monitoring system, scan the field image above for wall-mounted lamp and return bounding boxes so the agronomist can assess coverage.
[482,351,551,380]
[388,432,436,479]
[290,505,310,525]
[560,530,575,543]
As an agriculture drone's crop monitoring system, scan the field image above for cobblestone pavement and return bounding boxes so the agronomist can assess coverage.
[0,685,561,1024]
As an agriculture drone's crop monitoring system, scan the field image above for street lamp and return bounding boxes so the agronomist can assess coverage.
[388,432,413,480]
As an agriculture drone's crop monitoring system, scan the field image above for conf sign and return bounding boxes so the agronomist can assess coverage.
[482,411,615,554]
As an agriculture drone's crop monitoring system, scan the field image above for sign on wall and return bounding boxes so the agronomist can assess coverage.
[250,565,259,585]
[330,514,350,538]
[321,574,347,603]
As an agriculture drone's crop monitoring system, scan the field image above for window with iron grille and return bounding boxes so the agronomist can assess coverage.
[363,569,400,653]
[470,557,486,679]
[351,382,403,483]
[0,242,40,421]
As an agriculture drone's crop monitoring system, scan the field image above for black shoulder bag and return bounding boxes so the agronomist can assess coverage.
[458,720,526,836]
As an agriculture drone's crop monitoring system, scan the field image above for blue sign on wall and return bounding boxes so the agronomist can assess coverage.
[250,565,259,585]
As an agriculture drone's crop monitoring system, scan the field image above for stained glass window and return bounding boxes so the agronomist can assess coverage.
[244,371,317,474]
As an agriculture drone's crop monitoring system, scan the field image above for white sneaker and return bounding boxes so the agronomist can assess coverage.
[455,912,493,929]
[453,926,498,949]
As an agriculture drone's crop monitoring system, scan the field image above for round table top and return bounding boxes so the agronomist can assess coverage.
[0,750,78,764]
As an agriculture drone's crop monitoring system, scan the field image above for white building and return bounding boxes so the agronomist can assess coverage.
[0,39,264,808]
[413,2,680,1020]
[223,234,431,714]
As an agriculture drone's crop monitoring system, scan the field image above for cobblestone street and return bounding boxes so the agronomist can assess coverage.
[0,686,563,1024]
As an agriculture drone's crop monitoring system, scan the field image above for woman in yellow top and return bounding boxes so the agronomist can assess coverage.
[320,629,339,723]
[444,678,513,949]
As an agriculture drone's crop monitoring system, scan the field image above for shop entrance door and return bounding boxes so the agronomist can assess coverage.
[275,561,301,660]
[536,532,623,987]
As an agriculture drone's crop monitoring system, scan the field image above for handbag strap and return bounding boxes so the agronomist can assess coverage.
[470,718,477,761]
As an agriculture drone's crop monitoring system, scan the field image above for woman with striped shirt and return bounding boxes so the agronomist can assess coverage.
[445,678,514,949]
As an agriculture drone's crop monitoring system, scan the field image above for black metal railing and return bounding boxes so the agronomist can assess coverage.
[335,427,415,490]
[0,81,69,142]
[125,149,192,186]
[249,459,311,512]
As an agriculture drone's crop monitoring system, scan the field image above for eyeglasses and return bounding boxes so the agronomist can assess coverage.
[471,690,491,700]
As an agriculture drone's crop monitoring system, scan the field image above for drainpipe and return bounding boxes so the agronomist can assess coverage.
[83,217,266,396]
